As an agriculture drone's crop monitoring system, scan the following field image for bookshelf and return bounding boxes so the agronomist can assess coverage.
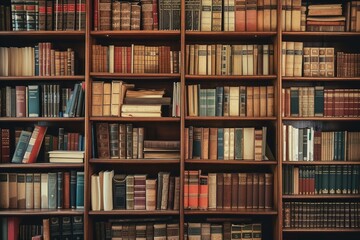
[0,0,359,240]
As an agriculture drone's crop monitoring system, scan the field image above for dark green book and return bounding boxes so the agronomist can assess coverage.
[322,165,329,194]
[215,87,224,116]
[192,127,202,159]
[48,172,57,209]
[290,87,299,116]
[11,130,32,163]
[28,85,40,117]
[199,88,207,116]
[329,165,336,194]
[76,172,84,208]
[314,86,324,116]
[72,216,84,239]
[347,165,352,194]
[217,128,224,160]
[342,165,348,194]
[335,165,342,194]
[234,128,243,160]
[61,216,72,240]
[351,165,359,194]
[50,217,61,240]
[206,89,216,116]
[57,172,63,209]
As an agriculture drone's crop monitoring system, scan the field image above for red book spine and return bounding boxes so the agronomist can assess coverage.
[46,42,51,76]
[74,133,79,150]
[16,86,26,117]
[114,47,120,73]
[184,170,189,209]
[64,172,70,209]
[25,126,48,163]
[7,216,20,240]
[1,129,10,163]
[188,170,199,209]
[199,175,208,210]
[127,47,131,73]
[152,0,158,30]
[39,43,43,76]
[93,0,98,30]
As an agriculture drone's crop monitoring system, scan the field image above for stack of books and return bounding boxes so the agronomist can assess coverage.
[306,4,345,32]
[143,140,180,159]
[48,151,84,163]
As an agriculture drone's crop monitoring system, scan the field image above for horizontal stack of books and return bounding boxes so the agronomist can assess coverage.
[143,140,180,159]
[91,171,180,211]
[283,165,360,195]
[306,4,345,32]
[48,151,84,163]
[0,171,84,209]
[184,171,273,210]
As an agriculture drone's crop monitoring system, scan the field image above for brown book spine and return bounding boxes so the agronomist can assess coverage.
[246,173,253,209]
[238,173,246,209]
[1,129,10,163]
[96,123,110,158]
[264,173,273,209]
[258,173,265,208]
[252,173,259,208]
[216,173,223,209]
[231,173,238,209]
[64,172,70,209]
[223,173,232,209]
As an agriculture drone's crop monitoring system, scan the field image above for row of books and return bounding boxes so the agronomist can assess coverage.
[0,171,84,210]
[0,216,84,240]
[0,83,85,118]
[282,87,360,118]
[185,127,272,161]
[94,122,180,159]
[283,165,360,195]
[186,44,274,76]
[283,126,360,162]
[337,52,360,77]
[185,0,277,31]
[92,44,180,74]
[94,0,180,31]
[187,85,275,117]
[0,45,76,77]
[282,43,336,77]
[304,4,345,32]
[184,171,273,210]
[91,171,180,211]
[281,0,305,31]
[283,201,360,229]
[185,222,262,240]
[95,219,179,240]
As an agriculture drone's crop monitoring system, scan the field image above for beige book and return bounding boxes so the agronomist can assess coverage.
[303,47,311,77]
[9,173,17,209]
[25,173,34,209]
[211,45,216,75]
[232,45,242,75]
[325,48,334,77]
[242,45,248,75]
[111,81,122,117]
[189,45,195,75]
[260,86,267,117]
[187,85,195,116]
[186,45,190,74]
[291,0,301,31]
[266,86,274,116]
[224,128,230,160]
[216,44,222,75]
[285,0,292,31]
[229,128,235,160]
[247,45,254,75]
[198,45,208,75]
[194,44,199,75]
[193,85,199,116]
[228,0,235,31]
[263,0,270,31]
[281,0,286,31]
[258,0,265,31]
[208,173,217,209]
[253,45,258,75]
[33,173,41,209]
[201,0,212,31]
[285,42,294,77]
[243,128,255,160]
[319,48,326,77]
[310,48,320,77]
[281,42,286,76]
[229,86,240,116]
[103,170,114,211]
[308,87,315,117]
[91,175,101,211]
[207,45,212,75]
[246,86,254,117]
[92,81,104,116]
[270,0,277,31]
[0,173,9,209]
[202,128,209,160]
[121,104,161,113]
[103,82,111,116]
[263,44,269,75]
[146,179,157,210]
[17,173,26,209]
[40,173,48,209]
[109,45,114,73]
[253,87,260,117]
[294,42,303,77]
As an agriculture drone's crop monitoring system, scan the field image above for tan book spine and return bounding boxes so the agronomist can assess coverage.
[293,42,303,77]
[285,0,292,31]
[270,0,277,31]
[291,0,301,31]
[247,45,254,75]
[303,47,311,77]
[242,45,248,75]
[92,81,104,116]
[310,47,320,77]
[285,41,294,77]
[202,128,209,160]
[211,45,216,75]
[253,86,260,117]
[102,82,111,116]
[258,0,265,31]
[263,0,271,31]
[209,128,218,160]
[246,86,254,117]
[325,48,335,77]
[266,86,274,116]
[319,48,326,77]
[260,86,267,117]
[229,86,240,116]
[208,173,217,209]
[194,44,199,75]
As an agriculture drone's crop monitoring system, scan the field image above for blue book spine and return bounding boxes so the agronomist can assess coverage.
[11,131,32,163]
[34,45,39,76]
[217,128,224,160]
[48,172,57,209]
[69,83,80,117]
[70,170,77,209]
[215,87,223,116]
[28,85,40,117]
[76,172,84,208]
[57,172,63,209]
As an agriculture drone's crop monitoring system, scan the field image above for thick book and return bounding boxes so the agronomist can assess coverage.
[22,125,48,163]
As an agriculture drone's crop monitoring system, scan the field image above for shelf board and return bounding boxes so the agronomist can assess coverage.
[283,228,360,233]
[283,195,360,199]
[0,163,84,169]
[282,161,360,165]
[90,159,180,164]
[0,209,84,216]
[185,160,277,165]
[0,117,85,122]
[282,77,360,81]
[185,116,277,121]
[186,31,277,39]
[282,32,360,37]
[91,30,180,38]
[282,117,360,121]
[89,210,179,216]
[0,31,85,38]
[185,75,277,80]
[0,76,85,81]
[90,117,180,122]
[90,73,180,79]
[184,209,277,215]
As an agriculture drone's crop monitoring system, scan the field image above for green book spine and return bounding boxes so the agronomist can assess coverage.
[199,88,207,116]
[315,166,319,194]
[314,86,324,116]
[48,172,57,209]
[28,85,40,117]
[318,166,323,194]
[341,131,345,161]
[347,165,352,194]
[290,87,299,116]
[217,128,224,160]
[206,89,216,116]
[329,165,336,194]
[322,165,329,194]
[192,127,202,159]
[334,131,338,161]
[11,130,32,163]
[353,166,359,194]
[76,172,84,208]
[234,128,243,160]
[335,165,342,194]
[342,165,348,194]
[215,87,223,116]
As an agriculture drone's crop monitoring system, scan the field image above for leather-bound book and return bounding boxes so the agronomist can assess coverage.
[120,2,131,30]
[54,0,64,30]
[43,218,50,240]
[66,0,75,30]
[216,173,224,209]
[50,217,61,239]
[212,0,222,31]
[258,0,265,31]
[173,177,180,210]
[99,0,111,30]
[252,173,259,208]
[199,175,208,210]
[294,42,303,77]
[246,173,253,209]
[291,0,301,31]
[1,129,10,163]
[245,0,257,31]
[96,123,110,159]
[208,173,217,209]
[141,0,153,30]
[146,179,157,210]
[223,173,232,209]
[57,172,63,209]
[46,0,53,30]
[91,81,104,116]
[33,173,41,209]
[134,174,147,210]
[235,0,246,31]
[270,0,277,31]
[167,176,175,210]
[112,174,126,209]
[238,173,247,209]
[25,173,34,209]
[264,173,273,209]
[63,172,70,209]
[112,1,120,30]
[119,124,126,159]
[0,173,9,209]
[231,173,238,209]
[223,222,231,240]
[130,3,141,30]
[62,216,72,239]
[109,123,119,159]
[258,173,265,208]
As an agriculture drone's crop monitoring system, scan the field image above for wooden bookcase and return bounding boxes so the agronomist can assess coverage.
[1,0,360,240]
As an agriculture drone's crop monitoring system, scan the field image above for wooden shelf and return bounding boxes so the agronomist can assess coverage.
[185,116,277,121]
[89,210,179,216]
[90,117,180,122]
[0,31,85,39]
[0,163,84,169]
[283,228,360,233]
[0,117,85,122]
[282,32,360,37]
[282,117,360,121]
[90,73,180,79]
[185,160,277,165]
[184,209,277,215]
[282,161,360,165]
[90,159,180,164]
[282,77,360,81]
[0,209,84,216]
[185,31,277,40]
[0,76,85,81]
[283,195,360,199]
[91,30,180,38]
[185,75,277,80]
